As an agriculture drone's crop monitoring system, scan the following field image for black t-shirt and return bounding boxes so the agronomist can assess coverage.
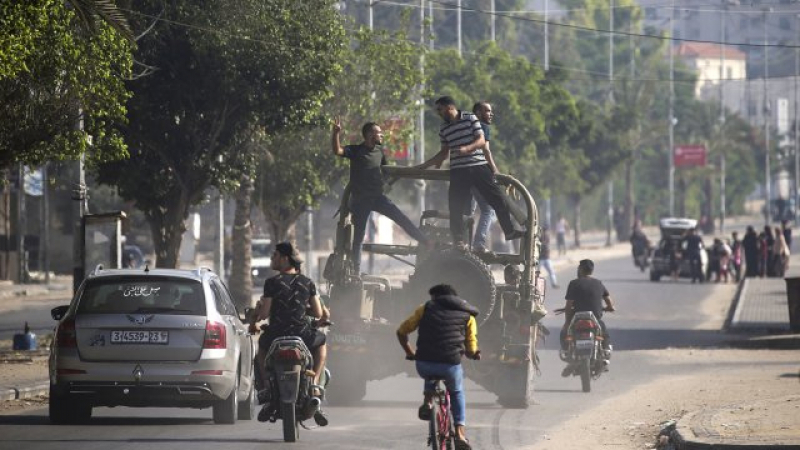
[685,234,703,255]
[565,277,609,318]
[263,273,317,336]
[343,143,387,199]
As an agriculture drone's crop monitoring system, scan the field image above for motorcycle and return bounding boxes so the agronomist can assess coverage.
[559,309,612,393]
[257,333,330,442]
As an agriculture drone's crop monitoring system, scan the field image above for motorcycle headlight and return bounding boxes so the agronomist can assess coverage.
[251,269,259,276]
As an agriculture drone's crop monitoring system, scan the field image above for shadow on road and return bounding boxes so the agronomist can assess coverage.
[539,328,737,351]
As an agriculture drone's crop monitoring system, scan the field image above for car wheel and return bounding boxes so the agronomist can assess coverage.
[213,375,238,424]
[49,385,91,424]
[237,372,256,420]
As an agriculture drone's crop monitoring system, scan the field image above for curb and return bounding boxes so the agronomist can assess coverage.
[0,382,49,401]
[671,406,800,449]
[723,277,747,332]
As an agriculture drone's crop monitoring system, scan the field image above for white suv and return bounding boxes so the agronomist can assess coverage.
[49,266,256,424]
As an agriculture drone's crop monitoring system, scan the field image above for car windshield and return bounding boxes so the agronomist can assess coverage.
[77,276,206,315]
[252,243,271,258]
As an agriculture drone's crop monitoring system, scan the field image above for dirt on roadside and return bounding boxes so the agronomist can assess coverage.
[529,348,800,450]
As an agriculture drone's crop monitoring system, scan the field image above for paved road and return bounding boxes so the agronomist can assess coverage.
[0,252,746,450]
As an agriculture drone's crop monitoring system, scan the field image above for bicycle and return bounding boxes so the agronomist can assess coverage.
[426,377,456,450]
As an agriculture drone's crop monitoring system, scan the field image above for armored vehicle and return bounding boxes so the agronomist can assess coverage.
[322,167,546,408]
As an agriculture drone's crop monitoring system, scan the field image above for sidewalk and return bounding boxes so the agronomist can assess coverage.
[669,252,800,449]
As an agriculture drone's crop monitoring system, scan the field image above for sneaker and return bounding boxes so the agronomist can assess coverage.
[313,410,329,427]
[418,403,433,421]
[257,404,271,422]
[561,364,574,377]
[505,229,526,240]
[455,438,472,450]
[257,389,270,405]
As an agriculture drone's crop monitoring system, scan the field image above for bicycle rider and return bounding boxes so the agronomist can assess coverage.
[560,259,616,376]
[396,284,481,450]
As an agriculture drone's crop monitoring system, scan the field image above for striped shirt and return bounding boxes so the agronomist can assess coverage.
[439,111,486,170]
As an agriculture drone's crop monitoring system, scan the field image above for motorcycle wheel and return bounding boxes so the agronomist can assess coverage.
[282,403,299,442]
[579,359,591,393]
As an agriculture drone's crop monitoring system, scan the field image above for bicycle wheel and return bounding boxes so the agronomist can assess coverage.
[444,404,455,450]
[428,401,439,450]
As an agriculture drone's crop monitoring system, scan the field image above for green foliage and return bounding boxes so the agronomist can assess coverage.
[96,0,346,266]
[0,0,132,170]
[254,25,425,240]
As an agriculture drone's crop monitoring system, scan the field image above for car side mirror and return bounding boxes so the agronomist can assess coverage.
[51,305,69,321]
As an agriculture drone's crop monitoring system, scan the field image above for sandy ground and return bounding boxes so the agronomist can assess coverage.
[531,348,800,450]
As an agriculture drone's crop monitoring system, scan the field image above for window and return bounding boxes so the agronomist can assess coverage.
[78,277,206,315]
[211,280,237,316]
[645,7,657,20]
[780,17,790,31]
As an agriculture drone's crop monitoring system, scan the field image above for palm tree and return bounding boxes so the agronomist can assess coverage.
[68,0,133,41]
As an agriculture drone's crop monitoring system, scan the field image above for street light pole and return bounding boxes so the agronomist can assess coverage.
[544,0,549,71]
[668,0,675,216]
[764,8,772,225]
[795,13,799,224]
[490,0,495,42]
[607,0,614,246]
[457,0,462,57]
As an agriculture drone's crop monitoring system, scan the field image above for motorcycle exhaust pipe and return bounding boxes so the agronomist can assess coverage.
[304,396,322,418]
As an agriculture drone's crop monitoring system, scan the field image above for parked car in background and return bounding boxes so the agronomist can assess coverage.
[250,238,275,287]
[49,266,256,424]
[649,217,707,282]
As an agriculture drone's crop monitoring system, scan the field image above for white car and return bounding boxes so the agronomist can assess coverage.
[49,266,256,424]
[250,238,275,286]
[649,217,708,281]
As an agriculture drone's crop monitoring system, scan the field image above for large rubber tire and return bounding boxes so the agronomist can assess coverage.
[580,359,592,393]
[213,376,238,424]
[282,403,299,443]
[409,249,496,323]
[49,386,91,424]
[649,270,661,282]
[237,372,256,420]
[325,369,367,406]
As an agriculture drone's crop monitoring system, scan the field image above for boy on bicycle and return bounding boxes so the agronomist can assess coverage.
[396,284,481,450]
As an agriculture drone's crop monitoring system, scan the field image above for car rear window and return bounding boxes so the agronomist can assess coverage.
[77,277,206,315]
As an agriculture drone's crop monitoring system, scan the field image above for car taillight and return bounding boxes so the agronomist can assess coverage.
[276,348,302,360]
[56,318,77,348]
[203,321,227,349]
[574,320,596,331]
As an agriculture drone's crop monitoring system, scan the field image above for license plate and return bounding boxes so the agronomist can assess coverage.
[111,330,169,344]
[575,340,594,349]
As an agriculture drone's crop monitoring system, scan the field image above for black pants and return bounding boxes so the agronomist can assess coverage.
[688,252,703,282]
[350,194,426,272]
[449,165,516,243]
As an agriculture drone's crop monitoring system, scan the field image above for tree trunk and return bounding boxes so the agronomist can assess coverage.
[228,176,254,309]
[268,213,299,243]
[148,194,188,268]
[703,176,715,234]
[623,159,634,239]
[573,196,582,248]
[677,176,686,217]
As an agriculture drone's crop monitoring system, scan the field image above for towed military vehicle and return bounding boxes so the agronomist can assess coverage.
[322,167,546,408]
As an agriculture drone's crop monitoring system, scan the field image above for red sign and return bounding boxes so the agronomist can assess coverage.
[674,144,706,167]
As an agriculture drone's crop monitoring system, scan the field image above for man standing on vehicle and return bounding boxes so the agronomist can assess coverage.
[248,242,328,425]
[417,96,524,248]
[396,284,481,450]
[560,259,615,376]
[469,101,497,254]
[332,117,428,273]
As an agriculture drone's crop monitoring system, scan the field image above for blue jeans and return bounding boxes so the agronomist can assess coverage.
[415,360,466,426]
[350,194,426,273]
[470,188,495,249]
[540,258,557,286]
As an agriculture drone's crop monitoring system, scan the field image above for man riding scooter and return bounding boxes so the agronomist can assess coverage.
[629,223,651,271]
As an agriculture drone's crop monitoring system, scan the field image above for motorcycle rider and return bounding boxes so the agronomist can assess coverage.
[248,242,328,425]
[396,284,481,450]
[560,259,615,377]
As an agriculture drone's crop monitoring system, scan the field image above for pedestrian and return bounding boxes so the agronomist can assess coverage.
[417,96,524,248]
[555,214,570,256]
[332,117,429,273]
[772,227,790,277]
[781,220,793,252]
[730,231,743,282]
[667,239,681,281]
[540,226,558,289]
[763,226,775,277]
[742,226,759,278]
[469,101,497,254]
[684,228,704,283]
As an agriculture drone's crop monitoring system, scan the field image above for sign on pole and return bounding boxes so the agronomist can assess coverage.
[674,144,707,167]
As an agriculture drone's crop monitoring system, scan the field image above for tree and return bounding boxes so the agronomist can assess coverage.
[96,0,346,268]
[253,25,425,242]
[0,0,132,170]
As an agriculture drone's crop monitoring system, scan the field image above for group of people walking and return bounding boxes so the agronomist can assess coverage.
[741,222,792,278]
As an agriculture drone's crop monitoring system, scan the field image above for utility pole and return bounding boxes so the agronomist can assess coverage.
[490,0,495,42]
[457,0,462,57]
[544,0,549,71]
[719,1,726,235]
[17,164,26,283]
[764,7,772,226]
[429,0,434,50]
[368,0,373,30]
[795,13,799,225]
[608,0,614,224]
[668,0,675,217]
[42,163,50,283]
[418,0,426,213]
